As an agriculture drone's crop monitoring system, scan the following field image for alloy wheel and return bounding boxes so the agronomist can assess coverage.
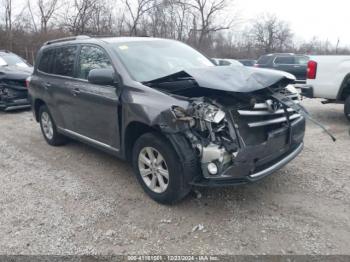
[138,147,169,193]
[41,112,54,140]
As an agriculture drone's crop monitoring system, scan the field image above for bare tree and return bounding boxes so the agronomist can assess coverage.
[251,13,293,53]
[170,0,191,41]
[3,0,13,49]
[115,12,127,35]
[90,1,114,35]
[1,0,350,63]
[124,0,154,36]
[185,0,232,49]
[37,0,59,33]
[4,0,12,32]
[27,0,38,32]
[64,0,96,34]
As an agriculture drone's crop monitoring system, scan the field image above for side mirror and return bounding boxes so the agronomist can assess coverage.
[88,68,117,86]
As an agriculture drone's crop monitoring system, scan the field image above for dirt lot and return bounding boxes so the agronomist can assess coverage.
[0,98,349,255]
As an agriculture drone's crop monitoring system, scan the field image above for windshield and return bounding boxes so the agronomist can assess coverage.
[0,53,30,67]
[112,40,214,82]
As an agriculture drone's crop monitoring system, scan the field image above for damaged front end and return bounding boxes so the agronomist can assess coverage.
[169,90,304,185]
[0,78,30,111]
[0,65,32,111]
[150,67,307,186]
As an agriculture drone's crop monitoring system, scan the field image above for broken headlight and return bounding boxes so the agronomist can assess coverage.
[191,102,226,124]
[171,100,238,178]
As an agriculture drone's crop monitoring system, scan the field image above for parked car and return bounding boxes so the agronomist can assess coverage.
[255,53,309,84]
[302,56,350,121]
[238,59,257,67]
[0,50,32,111]
[29,36,305,204]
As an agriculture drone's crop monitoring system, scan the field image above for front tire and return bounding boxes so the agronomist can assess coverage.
[132,133,191,204]
[39,105,68,146]
[344,96,350,121]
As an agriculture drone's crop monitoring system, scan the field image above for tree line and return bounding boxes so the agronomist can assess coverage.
[1,0,349,64]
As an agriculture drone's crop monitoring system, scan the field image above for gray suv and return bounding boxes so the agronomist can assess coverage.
[29,36,305,204]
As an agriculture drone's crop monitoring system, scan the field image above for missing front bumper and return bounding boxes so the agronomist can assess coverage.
[190,142,303,187]
[190,116,305,187]
[248,142,303,179]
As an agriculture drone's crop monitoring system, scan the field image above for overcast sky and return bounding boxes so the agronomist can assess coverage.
[234,0,348,46]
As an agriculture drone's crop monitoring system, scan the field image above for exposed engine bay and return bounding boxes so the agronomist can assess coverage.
[167,85,304,179]
[144,67,335,185]
[145,66,335,182]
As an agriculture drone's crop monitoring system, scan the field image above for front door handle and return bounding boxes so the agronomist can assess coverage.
[72,88,81,96]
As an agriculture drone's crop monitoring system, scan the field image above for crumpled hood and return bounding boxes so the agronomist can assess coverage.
[183,66,296,93]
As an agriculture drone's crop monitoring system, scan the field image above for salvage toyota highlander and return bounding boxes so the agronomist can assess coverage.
[29,36,305,204]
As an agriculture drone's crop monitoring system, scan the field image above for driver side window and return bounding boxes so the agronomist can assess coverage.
[78,45,112,80]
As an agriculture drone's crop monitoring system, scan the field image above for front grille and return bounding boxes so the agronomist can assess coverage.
[232,95,301,145]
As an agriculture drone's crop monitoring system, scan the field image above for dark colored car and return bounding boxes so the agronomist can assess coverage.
[255,53,309,83]
[238,59,257,67]
[29,36,305,204]
[0,50,33,111]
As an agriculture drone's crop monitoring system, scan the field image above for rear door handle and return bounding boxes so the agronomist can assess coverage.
[72,88,81,96]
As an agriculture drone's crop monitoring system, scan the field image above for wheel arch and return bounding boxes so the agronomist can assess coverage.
[33,98,46,122]
[337,73,350,101]
[123,121,161,162]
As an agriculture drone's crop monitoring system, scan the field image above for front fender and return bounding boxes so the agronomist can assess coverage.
[121,85,189,129]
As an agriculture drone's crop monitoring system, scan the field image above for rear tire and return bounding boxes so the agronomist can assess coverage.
[132,132,191,205]
[39,105,68,146]
[345,96,350,121]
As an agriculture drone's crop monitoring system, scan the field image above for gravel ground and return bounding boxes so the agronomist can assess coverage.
[0,98,349,255]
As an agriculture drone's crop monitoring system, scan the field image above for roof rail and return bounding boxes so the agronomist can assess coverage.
[88,34,116,38]
[0,49,11,53]
[267,53,295,56]
[44,35,91,45]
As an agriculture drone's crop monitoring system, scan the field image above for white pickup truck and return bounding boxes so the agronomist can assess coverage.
[301,56,350,120]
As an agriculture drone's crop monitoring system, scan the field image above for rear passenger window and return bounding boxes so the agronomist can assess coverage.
[52,46,78,77]
[295,56,309,65]
[274,56,295,65]
[78,46,112,80]
[38,49,54,73]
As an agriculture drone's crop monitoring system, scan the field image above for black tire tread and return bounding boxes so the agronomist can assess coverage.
[345,96,350,121]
